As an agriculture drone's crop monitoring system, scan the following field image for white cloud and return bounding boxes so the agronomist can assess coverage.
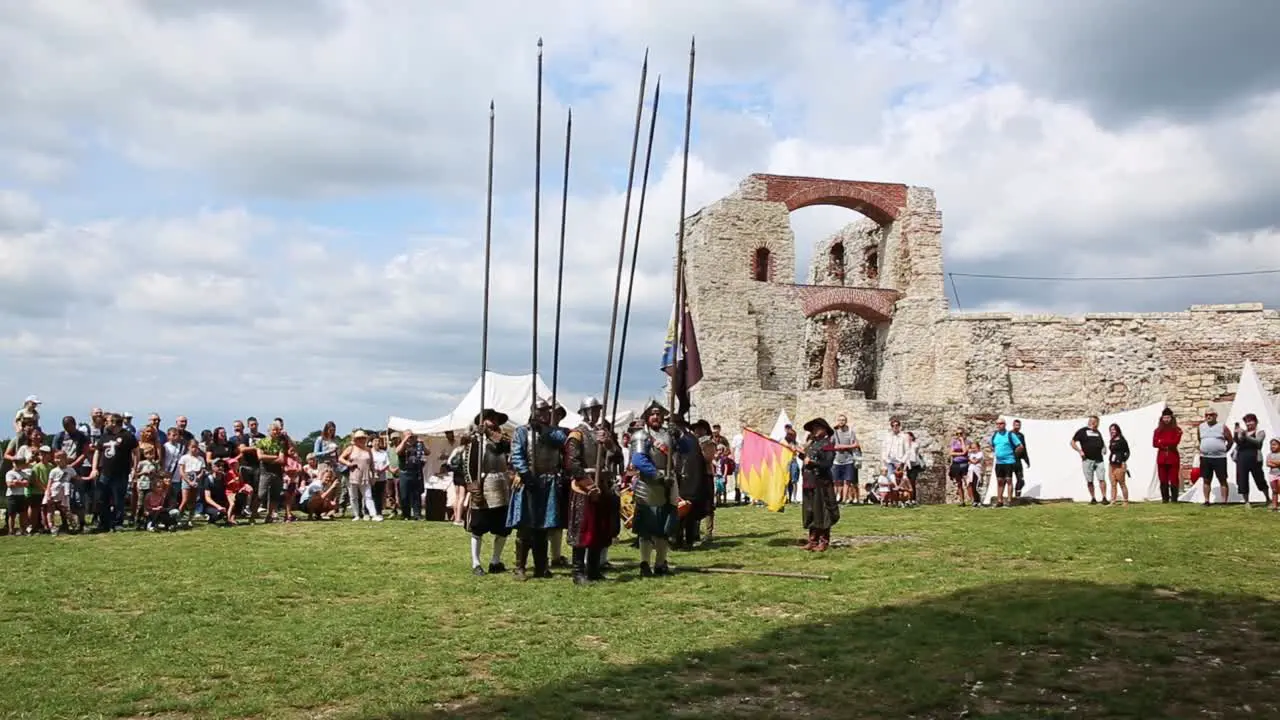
[0,0,1276,432]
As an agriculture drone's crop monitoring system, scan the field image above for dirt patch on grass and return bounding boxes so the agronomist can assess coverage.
[829,534,918,548]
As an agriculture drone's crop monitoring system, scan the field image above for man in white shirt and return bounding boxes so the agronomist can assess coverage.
[881,418,910,479]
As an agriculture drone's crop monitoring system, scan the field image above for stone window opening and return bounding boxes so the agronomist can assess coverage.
[862,247,879,282]
[752,247,772,282]
[829,242,846,282]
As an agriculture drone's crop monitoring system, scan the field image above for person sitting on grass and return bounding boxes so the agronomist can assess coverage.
[224,463,254,521]
[43,450,76,535]
[875,465,902,507]
[144,479,178,532]
[203,460,234,525]
[300,467,340,520]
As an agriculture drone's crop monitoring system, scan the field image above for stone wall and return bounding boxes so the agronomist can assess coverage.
[684,173,1280,501]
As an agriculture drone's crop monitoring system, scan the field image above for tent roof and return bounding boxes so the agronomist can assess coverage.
[386,371,584,435]
[769,410,793,442]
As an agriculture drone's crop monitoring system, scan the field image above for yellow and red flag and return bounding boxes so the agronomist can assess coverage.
[738,428,794,512]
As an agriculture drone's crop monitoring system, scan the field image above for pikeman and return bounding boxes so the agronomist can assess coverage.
[507,399,568,580]
[547,405,571,568]
[565,396,622,584]
[458,408,513,576]
[629,401,694,577]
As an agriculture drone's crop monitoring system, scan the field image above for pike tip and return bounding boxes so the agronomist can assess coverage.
[538,37,544,49]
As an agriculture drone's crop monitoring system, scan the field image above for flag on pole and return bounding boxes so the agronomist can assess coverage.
[660,301,703,417]
[737,428,793,512]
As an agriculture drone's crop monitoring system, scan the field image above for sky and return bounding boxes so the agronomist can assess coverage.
[2,0,1279,435]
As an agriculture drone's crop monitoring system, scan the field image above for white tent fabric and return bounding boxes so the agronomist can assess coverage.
[386,371,584,435]
[983,401,1167,503]
[1180,361,1279,503]
[769,411,793,442]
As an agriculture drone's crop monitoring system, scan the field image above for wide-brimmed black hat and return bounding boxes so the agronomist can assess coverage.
[803,417,834,436]
[690,419,712,435]
[474,408,509,426]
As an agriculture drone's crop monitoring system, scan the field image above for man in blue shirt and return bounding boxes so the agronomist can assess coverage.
[989,419,1022,508]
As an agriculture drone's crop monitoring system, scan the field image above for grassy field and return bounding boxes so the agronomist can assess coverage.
[3,502,1280,719]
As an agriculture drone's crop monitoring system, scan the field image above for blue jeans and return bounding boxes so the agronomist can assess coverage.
[787,460,800,501]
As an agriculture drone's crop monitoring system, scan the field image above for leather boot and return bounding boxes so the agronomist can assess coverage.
[816,531,830,552]
[802,530,817,551]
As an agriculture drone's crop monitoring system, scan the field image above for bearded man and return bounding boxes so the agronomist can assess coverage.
[507,399,568,580]
[455,409,512,576]
[628,402,694,577]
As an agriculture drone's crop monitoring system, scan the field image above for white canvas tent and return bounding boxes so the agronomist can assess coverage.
[769,410,793,442]
[1180,361,1278,504]
[983,401,1167,503]
[387,371,584,435]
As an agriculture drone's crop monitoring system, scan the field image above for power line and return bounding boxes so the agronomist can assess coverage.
[948,268,1280,282]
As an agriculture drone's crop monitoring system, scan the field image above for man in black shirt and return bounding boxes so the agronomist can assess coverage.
[90,412,139,532]
[1070,415,1108,505]
[1011,419,1030,497]
[234,417,266,520]
[53,415,92,526]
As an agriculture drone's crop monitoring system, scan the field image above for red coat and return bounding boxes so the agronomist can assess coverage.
[1152,425,1182,465]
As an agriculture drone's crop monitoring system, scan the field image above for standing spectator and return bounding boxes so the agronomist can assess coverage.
[6,454,30,535]
[830,414,861,505]
[121,412,137,438]
[966,441,985,506]
[1233,413,1270,505]
[396,431,428,520]
[235,418,265,520]
[903,431,923,503]
[89,412,139,532]
[1152,408,1183,503]
[177,439,206,525]
[881,418,910,480]
[948,428,972,506]
[162,427,184,506]
[53,416,91,527]
[1267,438,1280,512]
[1107,424,1131,507]
[989,419,1022,508]
[782,424,801,502]
[13,395,40,433]
[340,430,381,521]
[1071,416,1109,505]
[145,413,163,440]
[1196,409,1232,505]
[1010,419,1030,497]
[174,416,195,446]
[254,422,288,523]
[312,422,344,512]
[371,435,390,516]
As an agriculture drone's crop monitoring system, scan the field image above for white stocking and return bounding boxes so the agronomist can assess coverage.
[639,538,653,565]
[655,538,670,566]
[491,535,507,565]
[470,535,483,568]
[548,528,564,560]
[600,547,610,565]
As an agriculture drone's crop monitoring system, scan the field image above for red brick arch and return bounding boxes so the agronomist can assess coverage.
[742,173,907,226]
[792,286,902,323]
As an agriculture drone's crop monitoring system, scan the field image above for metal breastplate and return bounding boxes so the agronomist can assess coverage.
[525,428,563,474]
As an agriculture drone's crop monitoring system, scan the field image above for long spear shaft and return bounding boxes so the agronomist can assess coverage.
[551,109,572,411]
[531,39,544,475]
[480,101,496,456]
[592,51,648,478]
[666,37,696,476]
[611,79,661,429]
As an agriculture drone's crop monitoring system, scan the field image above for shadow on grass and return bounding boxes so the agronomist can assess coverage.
[383,580,1280,719]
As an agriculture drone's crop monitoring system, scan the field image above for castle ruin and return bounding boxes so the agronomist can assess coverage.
[683,173,1280,502]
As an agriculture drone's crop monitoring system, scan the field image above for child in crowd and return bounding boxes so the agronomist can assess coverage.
[1268,438,1280,513]
[224,462,253,522]
[713,446,729,507]
[163,427,184,506]
[27,446,51,532]
[133,445,161,530]
[43,450,76,534]
[282,450,302,522]
[145,479,178,532]
[177,439,206,525]
[6,455,30,535]
[967,441,985,507]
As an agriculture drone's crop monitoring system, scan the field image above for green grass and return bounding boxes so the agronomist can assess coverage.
[4,503,1280,719]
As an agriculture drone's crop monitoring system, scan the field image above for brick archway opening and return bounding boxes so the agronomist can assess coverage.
[741,173,908,227]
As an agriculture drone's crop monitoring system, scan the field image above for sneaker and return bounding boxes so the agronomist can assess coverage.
[1090,499,1098,505]
[471,566,486,577]
[1101,499,1111,506]
[372,515,384,522]
[352,517,361,522]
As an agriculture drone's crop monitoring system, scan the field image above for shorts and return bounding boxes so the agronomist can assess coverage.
[6,495,28,515]
[995,463,1016,479]
[258,467,284,502]
[832,463,856,485]
[1199,456,1228,485]
[467,506,512,537]
[949,462,969,480]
